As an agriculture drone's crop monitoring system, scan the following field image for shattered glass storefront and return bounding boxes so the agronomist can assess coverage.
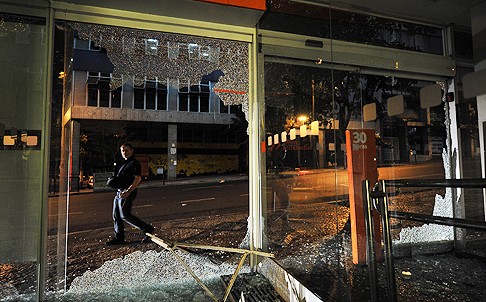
[1,1,263,301]
[52,20,256,300]
[1,0,486,301]
[48,16,260,302]
[258,1,486,301]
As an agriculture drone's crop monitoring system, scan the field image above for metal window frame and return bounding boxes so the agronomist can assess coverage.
[51,2,254,43]
[156,78,169,111]
[259,29,455,80]
[178,78,190,112]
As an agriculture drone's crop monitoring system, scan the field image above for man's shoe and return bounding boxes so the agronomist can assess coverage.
[106,238,125,245]
[141,226,155,243]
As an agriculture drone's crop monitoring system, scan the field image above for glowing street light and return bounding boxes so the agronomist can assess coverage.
[300,124,307,137]
[289,128,296,140]
[298,115,308,124]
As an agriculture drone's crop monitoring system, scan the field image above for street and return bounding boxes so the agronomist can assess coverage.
[48,180,250,234]
[49,159,470,235]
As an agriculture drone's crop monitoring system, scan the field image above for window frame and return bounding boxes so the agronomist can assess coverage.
[133,77,169,110]
[86,71,122,108]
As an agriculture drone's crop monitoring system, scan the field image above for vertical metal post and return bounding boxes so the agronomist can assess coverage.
[311,79,317,168]
[362,180,378,302]
[248,30,264,269]
[378,180,397,302]
[38,3,55,301]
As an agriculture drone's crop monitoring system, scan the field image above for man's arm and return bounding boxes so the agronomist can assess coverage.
[121,175,141,198]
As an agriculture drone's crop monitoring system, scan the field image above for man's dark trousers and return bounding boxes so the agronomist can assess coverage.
[112,189,152,240]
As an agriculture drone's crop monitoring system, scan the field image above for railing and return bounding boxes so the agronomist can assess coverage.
[363,178,486,302]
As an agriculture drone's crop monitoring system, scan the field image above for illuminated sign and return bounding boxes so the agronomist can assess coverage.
[1,129,41,150]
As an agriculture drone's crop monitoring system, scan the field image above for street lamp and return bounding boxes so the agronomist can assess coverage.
[298,115,308,124]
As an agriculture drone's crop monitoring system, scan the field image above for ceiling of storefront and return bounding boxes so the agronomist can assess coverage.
[54,0,483,30]
[306,0,485,29]
[55,0,265,27]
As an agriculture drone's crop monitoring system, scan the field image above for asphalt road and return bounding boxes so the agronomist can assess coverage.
[49,159,470,235]
[48,181,250,234]
[279,160,448,204]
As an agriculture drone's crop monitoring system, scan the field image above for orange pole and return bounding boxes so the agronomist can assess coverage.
[346,129,382,264]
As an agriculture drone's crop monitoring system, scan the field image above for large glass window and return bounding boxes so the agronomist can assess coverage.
[261,0,444,55]
[261,58,474,301]
[263,61,365,300]
[260,2,485,301]
[47,20,252,302]
[0,13,48,300]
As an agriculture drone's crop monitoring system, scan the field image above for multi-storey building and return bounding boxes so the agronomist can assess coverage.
[69,32,246,186]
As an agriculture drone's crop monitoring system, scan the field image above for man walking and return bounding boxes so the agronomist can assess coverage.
[106,143,155,245]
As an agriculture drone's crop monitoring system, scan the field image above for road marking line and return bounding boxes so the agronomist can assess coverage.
[180,197,215,203]
[182,186,224,191]
[240,193,249,197]
[133,204,154,209]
